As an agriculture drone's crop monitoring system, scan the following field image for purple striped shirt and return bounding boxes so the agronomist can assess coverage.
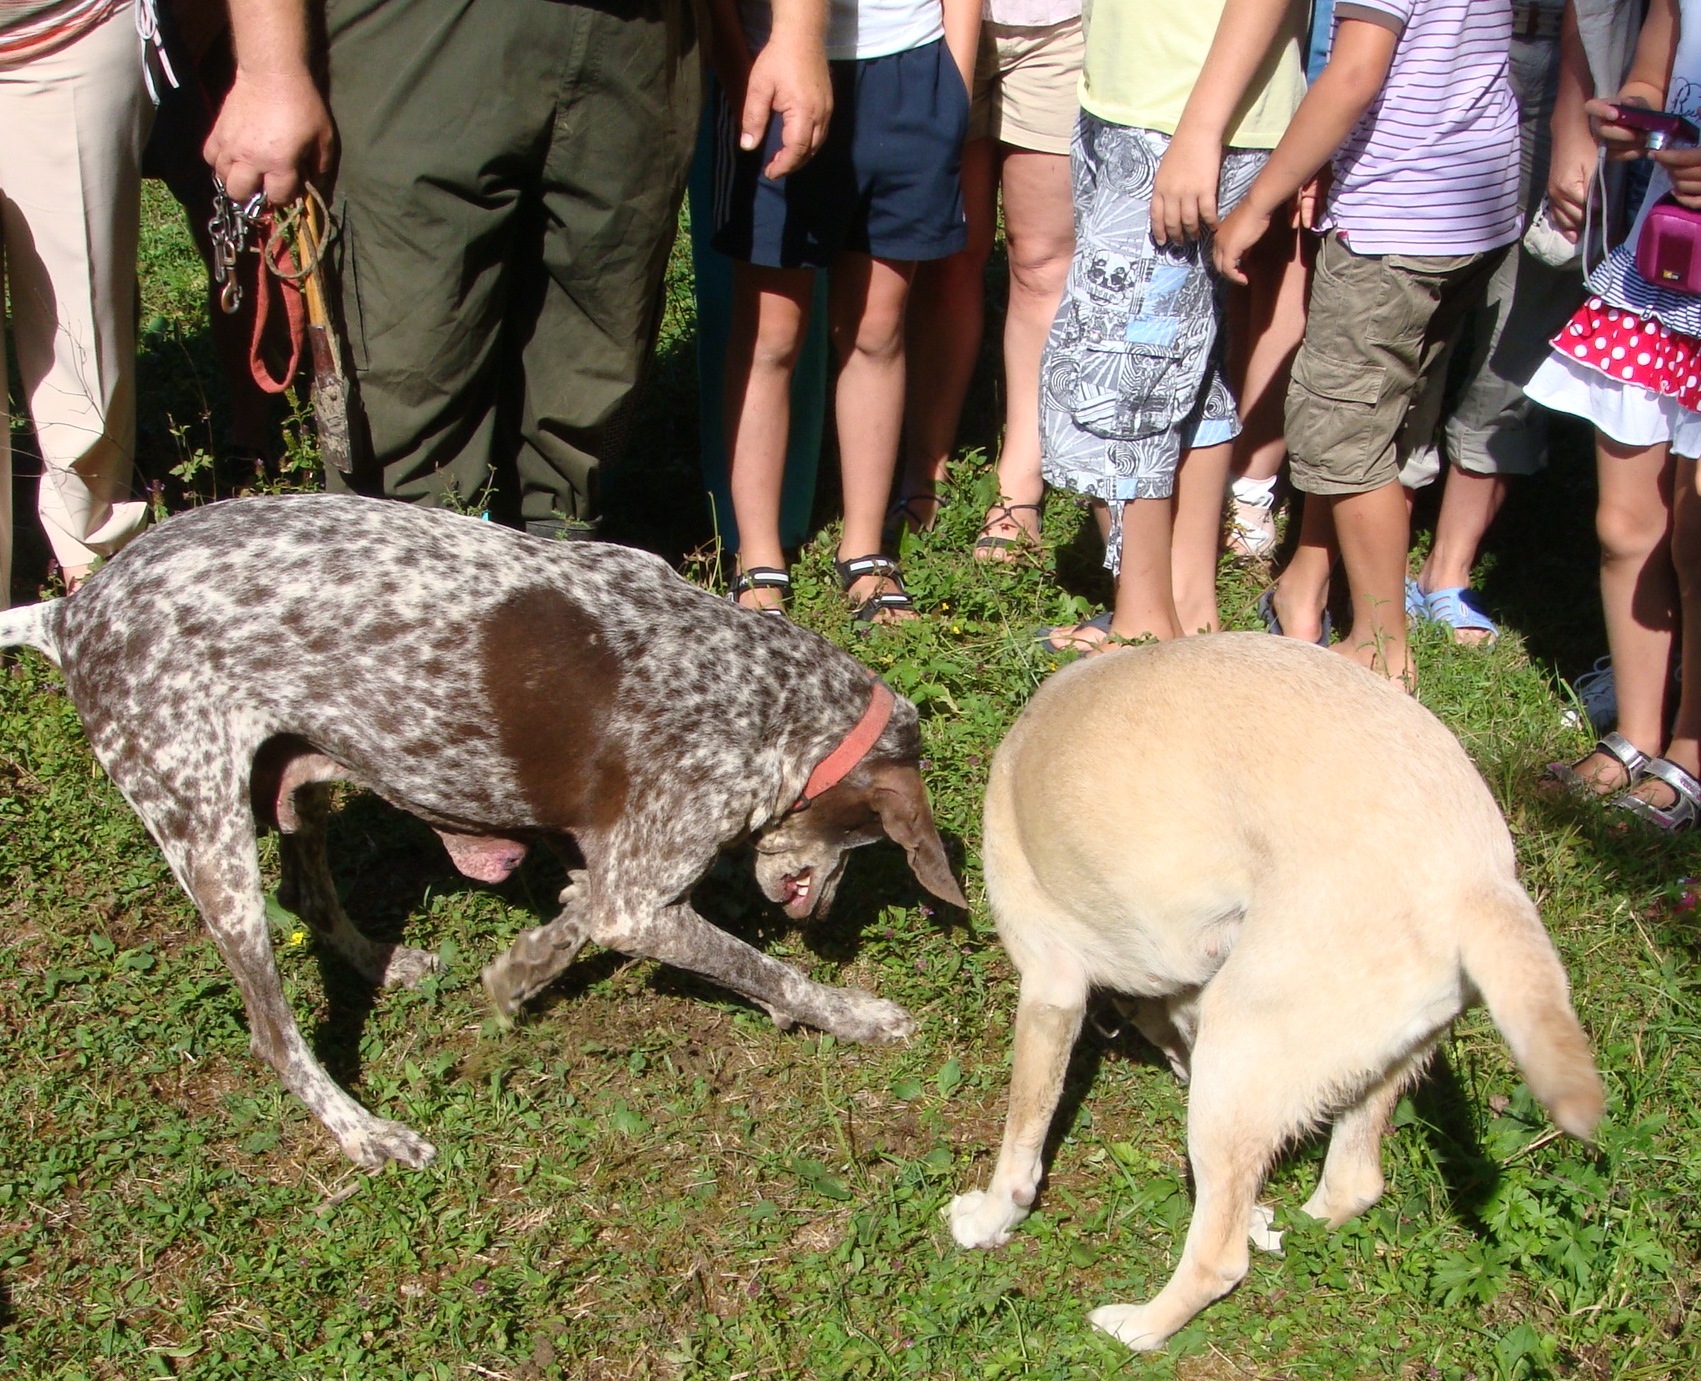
[1320,0,1521,255]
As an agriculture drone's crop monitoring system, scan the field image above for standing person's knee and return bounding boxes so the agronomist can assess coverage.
[1595,494,1672,567]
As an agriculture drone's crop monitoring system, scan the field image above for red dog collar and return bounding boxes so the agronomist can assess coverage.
[795,678,895,809]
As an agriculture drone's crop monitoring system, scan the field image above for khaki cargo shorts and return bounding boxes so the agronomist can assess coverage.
[1286,231,1499,495]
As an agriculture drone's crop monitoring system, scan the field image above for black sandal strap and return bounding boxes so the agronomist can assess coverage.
[730,566,791,610]
[835,554,915,621]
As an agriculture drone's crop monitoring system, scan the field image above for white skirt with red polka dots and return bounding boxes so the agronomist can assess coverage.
[1527,298,1701,459]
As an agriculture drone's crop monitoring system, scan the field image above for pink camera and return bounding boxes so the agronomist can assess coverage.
[1605,103,1700,150]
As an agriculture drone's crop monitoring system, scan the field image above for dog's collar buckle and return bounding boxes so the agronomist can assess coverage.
[793,678,895,811]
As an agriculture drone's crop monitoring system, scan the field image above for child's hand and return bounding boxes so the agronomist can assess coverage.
[1653,145,1701,207]
[1546,126,1598,236]
[1293,172,1327,231]
[1585,96,1655,161]
[1151,129,1224,246]
[1213,202,1271,285]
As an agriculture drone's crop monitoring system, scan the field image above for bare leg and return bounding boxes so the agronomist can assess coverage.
[831,252,920,619]
[1332,481,1415,688]
[899,138,997,530]
[1225,220,1309,555]
[1622,456,1701,812]
[1664,457,1701,780]
[977,146,1074,556]
[950,978,1087,1247]
[1269,492,1335,641]
[1565,435,1676,788]
[1172,440,1233,634]
[277,783,442,988]
[725,263,815,608]
[1416,465,1510,645]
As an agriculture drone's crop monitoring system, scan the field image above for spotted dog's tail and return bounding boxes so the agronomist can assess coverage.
[0,600,63,667]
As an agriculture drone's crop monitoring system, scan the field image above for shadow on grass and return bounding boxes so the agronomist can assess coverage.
[296,790,966,1076]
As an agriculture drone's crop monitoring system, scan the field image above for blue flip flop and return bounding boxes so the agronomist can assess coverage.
[1423,586,1498,645]
[1405,578,1428,622]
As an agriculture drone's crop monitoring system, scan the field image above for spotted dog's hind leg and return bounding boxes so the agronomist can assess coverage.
[481,870,592,1020]
[146,774,436,1169]
[276,783,442,989]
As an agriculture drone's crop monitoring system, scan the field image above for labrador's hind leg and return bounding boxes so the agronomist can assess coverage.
[950,960,1089,1249]
[277,782,441,988]
[1301,1049,1428,1227]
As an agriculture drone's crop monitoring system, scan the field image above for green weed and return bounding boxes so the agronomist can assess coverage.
[0,194,1697,1381]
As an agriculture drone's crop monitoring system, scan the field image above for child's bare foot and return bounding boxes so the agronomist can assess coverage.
[973,501,1042,562]
[836,555,919,624]
[1037,610,1111,653]
[884,491,942,539]
[730,566,790,613]
[1543,732,1649,797]
[1337,636,1416,694]
[1611,755,1701,832]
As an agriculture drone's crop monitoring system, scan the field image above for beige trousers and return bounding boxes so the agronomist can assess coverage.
[0,4,152,605]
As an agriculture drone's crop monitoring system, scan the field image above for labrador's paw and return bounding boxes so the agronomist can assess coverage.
[1088,1303,1170,1352]
[1248,1201,1284,1254]
[948,1189,1025,1249]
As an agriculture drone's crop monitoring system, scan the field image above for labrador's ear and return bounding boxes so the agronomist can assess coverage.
[869,762,968,910]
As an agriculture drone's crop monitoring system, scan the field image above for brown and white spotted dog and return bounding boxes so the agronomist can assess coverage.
[0,494,966,1170]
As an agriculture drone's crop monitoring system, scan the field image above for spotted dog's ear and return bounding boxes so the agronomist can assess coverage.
[866,762,967,910]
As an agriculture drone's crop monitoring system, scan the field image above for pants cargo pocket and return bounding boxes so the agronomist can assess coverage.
[1285,347,1388,490]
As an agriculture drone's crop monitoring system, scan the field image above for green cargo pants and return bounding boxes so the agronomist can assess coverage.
[323,0,700,526]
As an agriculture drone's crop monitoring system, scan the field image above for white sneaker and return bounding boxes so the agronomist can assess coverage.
[1226,488,1277,558]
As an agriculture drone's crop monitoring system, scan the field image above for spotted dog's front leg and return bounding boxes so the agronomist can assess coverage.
[481,870,592,1020]
[598,898,915,1042]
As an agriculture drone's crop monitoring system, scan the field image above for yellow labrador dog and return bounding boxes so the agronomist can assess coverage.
[949,633,1603,1351]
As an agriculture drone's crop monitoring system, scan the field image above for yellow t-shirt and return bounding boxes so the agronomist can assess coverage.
[1079,0,1308,148]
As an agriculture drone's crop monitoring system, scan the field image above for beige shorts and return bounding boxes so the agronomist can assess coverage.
[1286,233,1501,495]
[967,16,1083,157]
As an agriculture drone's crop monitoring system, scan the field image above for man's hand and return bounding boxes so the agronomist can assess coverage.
[1212,200,1272,285]
[204,68,333,204]
[742,31,831,179]
[1150,128,1224,246]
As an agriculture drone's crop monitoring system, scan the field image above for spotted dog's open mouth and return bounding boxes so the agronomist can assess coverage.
[781,868,816,919]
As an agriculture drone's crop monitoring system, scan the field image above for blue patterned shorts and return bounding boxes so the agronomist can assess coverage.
[1040,116,1266,569]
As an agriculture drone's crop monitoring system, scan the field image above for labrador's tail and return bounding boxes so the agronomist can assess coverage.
[1461,885,1605,1140]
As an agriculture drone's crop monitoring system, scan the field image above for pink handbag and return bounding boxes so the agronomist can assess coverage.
[1636,197,1701,293]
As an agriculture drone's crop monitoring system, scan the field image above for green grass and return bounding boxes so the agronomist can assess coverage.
[0,193,1698,1380]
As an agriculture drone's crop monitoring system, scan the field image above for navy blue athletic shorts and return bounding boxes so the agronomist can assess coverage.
[711,39,969,268]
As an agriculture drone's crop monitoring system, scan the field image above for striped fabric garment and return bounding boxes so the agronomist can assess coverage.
[1320,0,1521,255]
[0,0,122,64]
